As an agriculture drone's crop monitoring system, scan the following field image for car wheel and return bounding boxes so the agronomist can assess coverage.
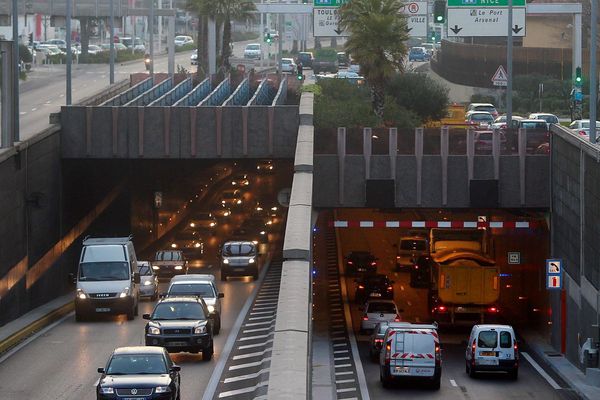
[508,367,518,380]
[127,306,135,321]
[202,343,214,361]
[221,273,227,281]
[75,312,86,322]
[468,364,476,378]
[134,299,139,316]
[215,316,221,335]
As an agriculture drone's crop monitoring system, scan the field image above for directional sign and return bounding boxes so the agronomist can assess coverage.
[492,65,508,86]
[546,259,563,290]
[314,8,348,37]
[401,2,428,37]
[448,0,526,6]
[314,0,349,7]
[507,252,520,264]
[447,7,526,37]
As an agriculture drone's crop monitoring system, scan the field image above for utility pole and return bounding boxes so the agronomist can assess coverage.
[66,0,72,105]
[590,0,597,143]
[12,0,19,143]
[506,0,513,126]
[149,0,155,76]
[110,0,115,84]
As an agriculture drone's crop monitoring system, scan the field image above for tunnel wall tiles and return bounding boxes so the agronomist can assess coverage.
[447,157,469,207]
[312,156,339,207]
[498,157,522,208]
[583,153,600,290]
[343,156,366,207]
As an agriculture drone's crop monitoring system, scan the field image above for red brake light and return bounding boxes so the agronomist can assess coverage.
[370,262,376,266]
[487,306,499,313]
[394,315,401,322]
[435,345,441,363]
[375,339,383,344]
[414,265,419,270]
[437,305,447,312]
[362,315,368,321]
[471,339,476,354]
[347,261,353,265]
[387,286,393,291]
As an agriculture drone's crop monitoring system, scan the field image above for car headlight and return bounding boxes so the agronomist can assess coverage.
[76,289,88,300]
[99,387,114,394]
[223,211,230,216]
[194,242,201,248]
[155,386,171,393]
[249,258,255,264]
[148,326,160,335]
[174,265,183,270]
[210,222,216,227]
[236,199,242,204]
[252,240,258,245]
[144,280,152,286]
[152,265,159,270]
[223,259,230,264]
[194,325,207,334]
[119,287,130,298]
[207,305,215,313]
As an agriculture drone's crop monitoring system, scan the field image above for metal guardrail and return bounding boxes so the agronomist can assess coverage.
[223,78,250,106]
[148,78,193,106]
[272,78,288,106]
[247,78,275,106]
[198,77,231,106]
[173,78,211,107]
[100,77,153,106]
[124,77,174,106]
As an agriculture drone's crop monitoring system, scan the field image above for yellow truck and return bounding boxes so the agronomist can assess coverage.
[428,229,500,325]
[424,104,469,128]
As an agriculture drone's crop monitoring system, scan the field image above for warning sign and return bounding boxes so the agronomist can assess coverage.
[491,65,508,87]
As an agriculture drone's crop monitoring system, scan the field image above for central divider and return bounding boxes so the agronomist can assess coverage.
[267,90,315,399]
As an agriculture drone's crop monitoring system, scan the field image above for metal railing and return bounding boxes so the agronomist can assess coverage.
[124,77,174,106]
[272,77,287,106]
[100,77,153,106]
[173,77,212,107]
[148,78,193,106]
[198,77,231,106]
[247,78,275,106]
[223,78,250,106]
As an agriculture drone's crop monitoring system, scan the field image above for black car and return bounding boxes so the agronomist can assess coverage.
[355,274,394,303]
[144,297,214,360]
[296,51,314,69]
[97,346,181,400]
[410,255,434,288]
[345,251,378,275]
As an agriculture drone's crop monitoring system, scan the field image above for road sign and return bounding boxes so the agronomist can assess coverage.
[314,8,348,37]
[401,2,428,37]
[477,215,487,223]
[313,0,348,7]
[448,0,526,6]
[447,7,526,37]
[492,65,508,86]
[508,252,520,264]
[546,259,563,290]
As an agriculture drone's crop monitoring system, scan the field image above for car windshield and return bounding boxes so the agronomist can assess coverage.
[79,262,129,281]
[107,354,167,375]
[138,265,152,276]
[247,45,260,50]
[521,122,546,129]
[368,302,396,313]
[478,330,498,348]
[474,106,496,113]
[152,302,206,320]
[400,240,427,251]
[155,251,182,261]
[169,283,215,297]
[223,243,256,256]
[478,132,493,140]
[472,114,493,121]
[539,115,558,123]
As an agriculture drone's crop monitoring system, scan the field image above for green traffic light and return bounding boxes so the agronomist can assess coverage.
[436,16,443,22]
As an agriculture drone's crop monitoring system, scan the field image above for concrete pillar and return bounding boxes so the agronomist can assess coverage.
[0,40,15,148]
[440,126,449,206]
[168,16,175,76]
[518,127,526,205]
[492,128,501,179]
[363,127,372,179]
[389,127,397,181]
[573,12,582,79]
[208,18,216,75]
[466,128,475,181]
[337,127,346,205]
[415,127,424,206]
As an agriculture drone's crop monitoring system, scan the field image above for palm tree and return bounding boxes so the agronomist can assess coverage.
[187,0,215,78]
[338,0,409,121]
[215,0,256,71]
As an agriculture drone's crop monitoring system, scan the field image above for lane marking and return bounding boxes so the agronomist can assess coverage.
[335,371,354,376]
[335,363,352,368]
[336,379,356,384]
[250,310,274,315]
[243,321,273,327]
[238,339,273,350]
[334,356,351,361]
[223,368,269,384]
[521,352,561,390]
[450,379,458,387]
[337,387,357,393]
[228,357,271,371]
[217,380,268,398]
[238,332,274,341]
[232,348,272,361]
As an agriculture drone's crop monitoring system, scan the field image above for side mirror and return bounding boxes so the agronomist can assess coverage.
[218,293,224,298]
[142,313,151,320]
[68,272,76,284]
[171,365,181,372]
[97,367,105,374]
[133,272,140,284]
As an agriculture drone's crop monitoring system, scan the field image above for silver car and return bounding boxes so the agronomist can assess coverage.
[220,241,259,281]
[166,274,224,334]
[360,299,401,333]
[138,261,158,300]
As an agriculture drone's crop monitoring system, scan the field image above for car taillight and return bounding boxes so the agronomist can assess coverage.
[579,130,587,136]
[370,262,377,266]
[514,342,519,359]
[396,255,401,260]
[437,305,447,313]
[385,343,391,363]
[472,339,476,355]
[347,261,353,265]
[362,315,368,321]
[387,286,393,291]
[435,345,441,364]
[358,284,365,289]
[487,306,500,313]
[414,264,419,270]
[375,339,383,344]
[394,315,401,322]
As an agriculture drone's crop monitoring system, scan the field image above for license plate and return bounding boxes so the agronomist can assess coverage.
[370,292,381,297]
[357,268,366,272]
[234,268,245,272]
[480,351,496,356]
[395,366,410,373]
[478,358,499,365]
[169,341,188,346]
[95,308,111,312]
[123,398,146,400]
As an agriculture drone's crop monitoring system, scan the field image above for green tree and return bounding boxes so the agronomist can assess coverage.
[386,73,449,122]
[338,0,409,122]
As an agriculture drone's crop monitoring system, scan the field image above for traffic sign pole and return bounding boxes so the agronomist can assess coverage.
[590,0,597,143]
[507,0,513,126]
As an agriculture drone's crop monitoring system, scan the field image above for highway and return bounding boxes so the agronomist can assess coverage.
[0,161,291,400]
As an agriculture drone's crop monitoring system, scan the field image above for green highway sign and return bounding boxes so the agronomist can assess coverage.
[447,0,525,6]
[313,0,349,7]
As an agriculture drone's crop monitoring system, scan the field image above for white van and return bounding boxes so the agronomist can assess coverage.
[465,324,519,379]
[72,237,140,321]
[220,241,259,281]
[379,323,441,389]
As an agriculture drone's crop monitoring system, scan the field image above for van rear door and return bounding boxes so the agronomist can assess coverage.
[390,329,436,377]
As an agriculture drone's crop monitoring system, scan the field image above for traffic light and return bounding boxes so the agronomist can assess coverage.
[264,32,272,44]
[28,33,33,46]
[575,66,582,85]
[430,30,436,42]
[433,0,446,24]
[297,64,304,81]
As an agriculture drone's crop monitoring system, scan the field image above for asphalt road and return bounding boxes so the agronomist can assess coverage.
[333,208,574,399]
[0,161,291,400]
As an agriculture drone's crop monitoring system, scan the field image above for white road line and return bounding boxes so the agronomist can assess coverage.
[250,310,274,315]
[252,305,277,311]
[336,379,356,384]
[239,332,274,341]
[19,111,27,115]
[0,312,73,365]
[333,343,347,347]
[232,348,272,360]
[337,387,357,393]
[248,315,274,321]
[244,321,273,327]
[333,349,349,354]
[334,356,350,361]
[238,339,274,350]
[450,379,458,387]
[228,357,271,371]
[223,368,269,384]
[521,352,561,390]
[335,363,352,368]
[217,380,268,398]
[243,326,274,334]
[335,371,354,376]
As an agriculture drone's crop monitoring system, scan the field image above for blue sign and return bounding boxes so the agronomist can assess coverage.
[546,259,563,290]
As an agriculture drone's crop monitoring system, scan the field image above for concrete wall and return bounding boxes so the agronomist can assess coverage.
[550,126,600,369]
[60,105,299,159]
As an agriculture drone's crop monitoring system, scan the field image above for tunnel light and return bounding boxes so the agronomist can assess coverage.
[194,243,201,248]
[190,222,196,228]
[171,243,177,248]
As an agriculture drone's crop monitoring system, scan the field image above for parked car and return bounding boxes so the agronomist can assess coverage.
[467,103,499,118]
[355,274,394,304]
[345,251,378,275]
[528,113,559,128]
[296,52,314,69]
[279,57,297,74]
[466,111,494,128]
[174,35,194,47]
[465,324,519,379]
[43,39,67,50]
[244,43,262,60]
[100,43,128,52]
[191,50,198,65]
[516,119,550,152]
[337,52,349,67]
[120,36,146,52]
[568,119,600,138]
[360,299,401,333]
[474,130,508,153]
[144,296,214,360]
[96,346,181,399]
[379,323,442,389]
[166,274,224,334]
[87,44,103,55]
[491,115,523,130]
[422,43,435,57]
[408,46,430,62]
[138,261,159,301]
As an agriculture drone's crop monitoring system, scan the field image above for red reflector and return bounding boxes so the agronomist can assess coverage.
[347,261,353,265]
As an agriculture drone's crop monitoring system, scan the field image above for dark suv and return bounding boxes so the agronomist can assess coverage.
[144,297,214,360]
[355,274,394,303]
[296,52,314,69]
[345,251,378,275]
